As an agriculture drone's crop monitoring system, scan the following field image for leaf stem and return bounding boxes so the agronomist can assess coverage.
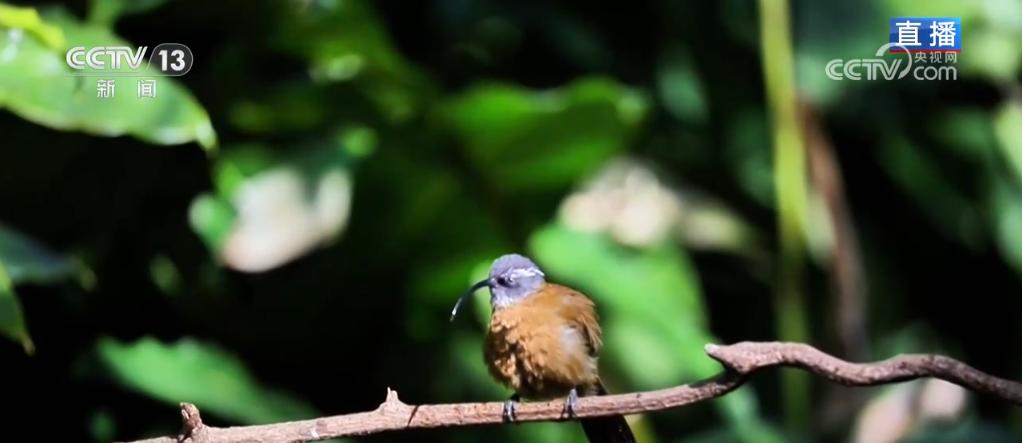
[758,0,811,434]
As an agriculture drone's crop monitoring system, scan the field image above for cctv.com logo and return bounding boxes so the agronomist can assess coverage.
[825,43,957,81]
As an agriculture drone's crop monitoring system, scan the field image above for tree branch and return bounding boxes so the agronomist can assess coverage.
[120,341,1022,443]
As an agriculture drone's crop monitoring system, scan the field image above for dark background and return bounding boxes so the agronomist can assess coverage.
[1,1,1021,442]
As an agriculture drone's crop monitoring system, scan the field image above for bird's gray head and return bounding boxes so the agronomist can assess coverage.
[449,253,546,321]
[487,254,546,307]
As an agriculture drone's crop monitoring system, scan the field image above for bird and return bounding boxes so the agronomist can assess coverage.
[450,253,636,443]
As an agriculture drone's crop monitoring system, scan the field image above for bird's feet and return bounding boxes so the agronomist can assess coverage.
[503,394,521,423]
[563,387,579,418]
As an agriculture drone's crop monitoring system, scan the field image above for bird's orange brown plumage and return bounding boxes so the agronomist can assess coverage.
[484,283,603,400]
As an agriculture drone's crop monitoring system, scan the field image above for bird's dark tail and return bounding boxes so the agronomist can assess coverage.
[580,381,636,443]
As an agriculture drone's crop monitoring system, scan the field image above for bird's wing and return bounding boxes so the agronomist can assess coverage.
[549,283,603,356]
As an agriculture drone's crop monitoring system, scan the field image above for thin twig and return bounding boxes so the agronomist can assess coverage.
[801,100,870,362]
[801,98,872,430]
[119,341,1022,443]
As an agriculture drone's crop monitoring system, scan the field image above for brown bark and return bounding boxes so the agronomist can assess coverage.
[121,341,1022,443]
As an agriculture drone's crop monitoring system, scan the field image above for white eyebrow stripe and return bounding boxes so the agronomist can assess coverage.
[508,267,544,279]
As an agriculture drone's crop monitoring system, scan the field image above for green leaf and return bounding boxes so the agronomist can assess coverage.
[961,28,1022,82]
[188,194,237,252]
[279,0,432,123]
[228,83,332,135]
[0,224,75,352]
[0,223,74,284]
[932,107,997,160]
[0,260,33,353]
[98,337,317,424]
[0,6,217,150]
[0,3,64,48]
[443,77,648,192]
[996,201,1022,276]
[994,101,1022,185]
[992,182,1022,277]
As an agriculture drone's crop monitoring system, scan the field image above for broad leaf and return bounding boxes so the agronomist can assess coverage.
[0,5,216,149]
[443,78,648,192]
[98,337,317,424]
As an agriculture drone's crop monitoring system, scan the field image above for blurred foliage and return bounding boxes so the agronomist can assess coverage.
[0,4,215,148]
[0,223,74,284]
[0,0,1020,442]
[98,337,317,424]
[0,259,32,352]
[442,78,647,191]
[0,223,77,352]
[189,135,361,272]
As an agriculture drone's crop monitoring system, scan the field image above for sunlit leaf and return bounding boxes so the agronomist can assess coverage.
[0,6,216,149]
[188,194,236,252]
[961,28,1022,82]
[98,337,317,424]
[0,3,63,48]
[444,78,648,192]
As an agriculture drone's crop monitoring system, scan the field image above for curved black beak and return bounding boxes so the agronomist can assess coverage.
[450,278,492,322]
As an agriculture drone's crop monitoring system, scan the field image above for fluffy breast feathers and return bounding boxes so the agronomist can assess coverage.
[483,283,603,399]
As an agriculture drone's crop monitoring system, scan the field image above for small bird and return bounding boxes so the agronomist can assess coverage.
[451,253,636,443]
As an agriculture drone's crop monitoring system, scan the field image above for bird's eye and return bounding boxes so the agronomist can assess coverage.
[496,276,509,286]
